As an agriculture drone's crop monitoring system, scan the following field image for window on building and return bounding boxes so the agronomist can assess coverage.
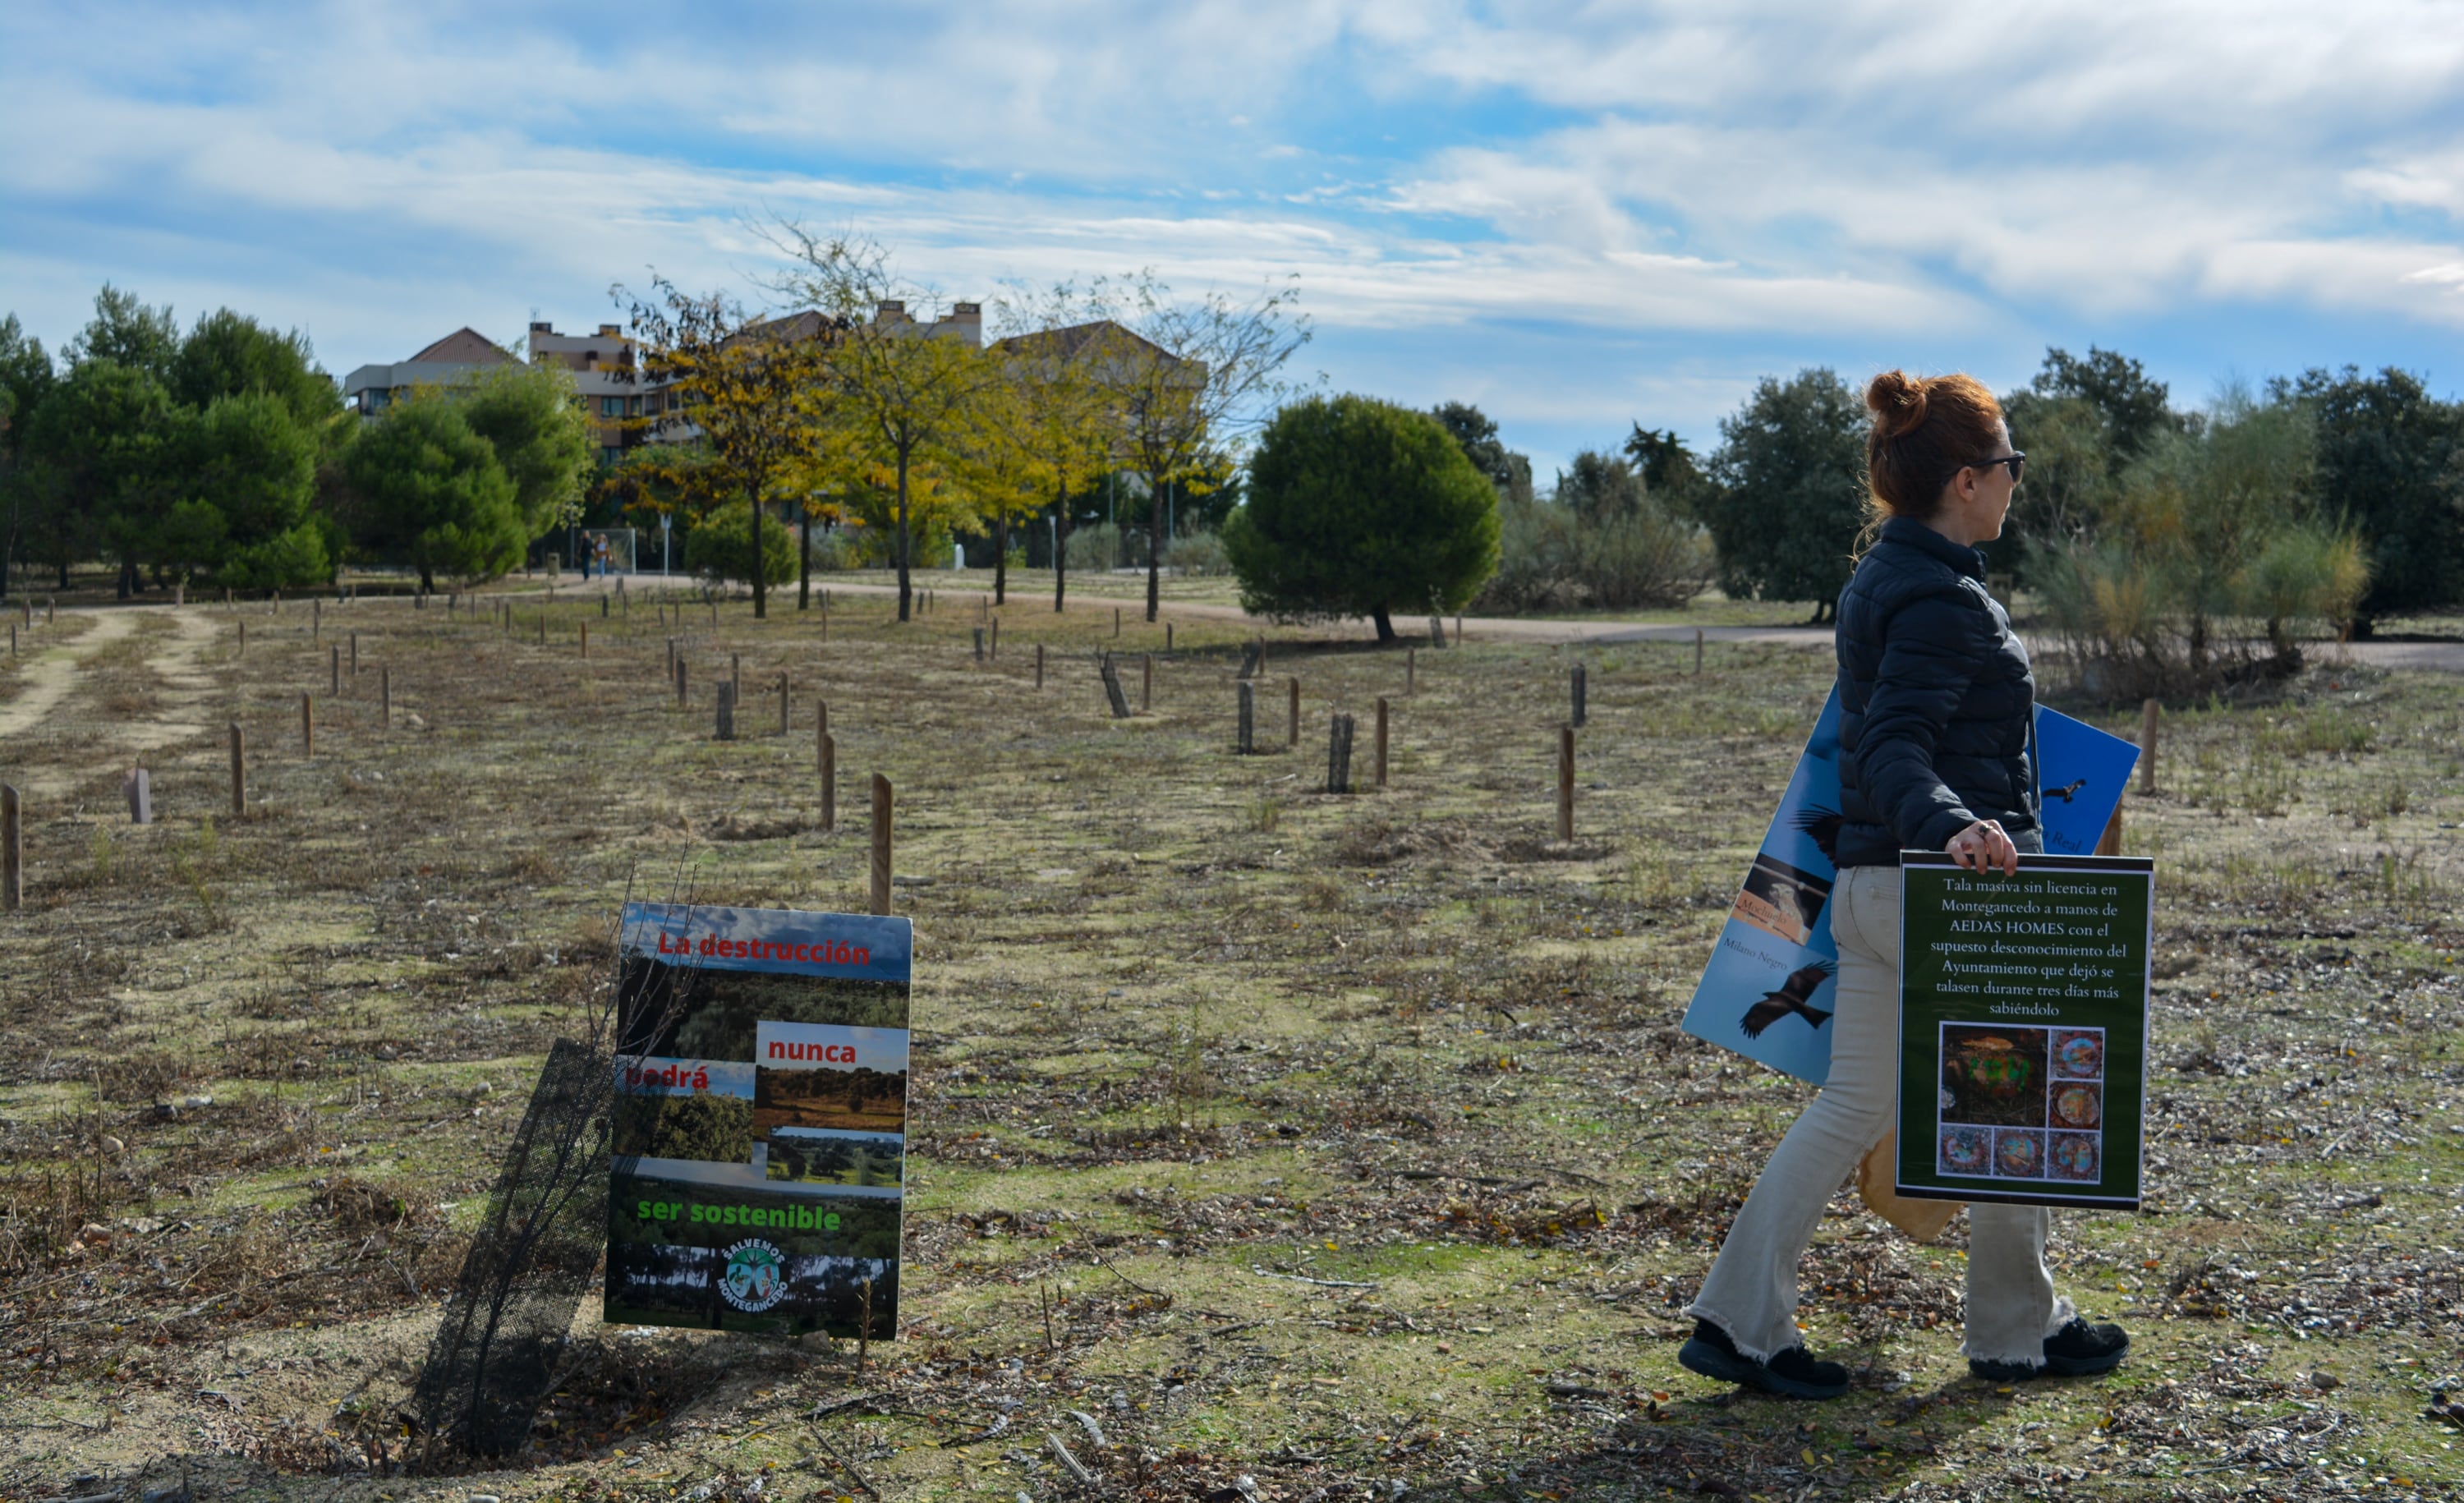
[627,395,643,416]
[600,396,624,417]
[601,447,623,467]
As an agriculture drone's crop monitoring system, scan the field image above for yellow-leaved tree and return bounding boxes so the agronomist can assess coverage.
[979,283,1120,611]
[610,278,835,618]
[764,226,995,623]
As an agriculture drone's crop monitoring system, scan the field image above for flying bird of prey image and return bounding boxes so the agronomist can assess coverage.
[2044,779,2088,803]
[1791,805,1844,864]
[1740,962,1837,1039]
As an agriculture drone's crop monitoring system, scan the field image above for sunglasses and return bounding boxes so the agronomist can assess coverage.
[1971,452,2025,482]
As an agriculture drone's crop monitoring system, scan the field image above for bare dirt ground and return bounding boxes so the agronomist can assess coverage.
[0,579,2459,1502]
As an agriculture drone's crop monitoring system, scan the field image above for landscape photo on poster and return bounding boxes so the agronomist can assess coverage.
[607,903,910,1339]
[1682,694,2140,1086]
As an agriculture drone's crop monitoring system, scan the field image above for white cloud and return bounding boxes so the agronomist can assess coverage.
[6,0,2464,411]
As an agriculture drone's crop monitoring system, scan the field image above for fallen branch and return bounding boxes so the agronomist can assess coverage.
[807,1427,882,1498]
[1250,1266,1379,1290]
[1046,1430,1097,1487]
[1089,1250,1167,1298]
[941,1413,1010,1449]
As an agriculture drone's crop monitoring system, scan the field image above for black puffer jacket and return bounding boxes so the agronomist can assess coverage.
[1834,517,2040,868]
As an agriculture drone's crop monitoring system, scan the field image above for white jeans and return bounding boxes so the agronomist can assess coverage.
[1688,864,2075,1366]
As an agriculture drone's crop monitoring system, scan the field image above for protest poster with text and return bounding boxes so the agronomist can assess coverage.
[607,903,910,1338]
[1893,851,2154,1210]
[1681,693,2140,1086]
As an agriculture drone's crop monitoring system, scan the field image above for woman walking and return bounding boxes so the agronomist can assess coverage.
[1678,370,2129,1399]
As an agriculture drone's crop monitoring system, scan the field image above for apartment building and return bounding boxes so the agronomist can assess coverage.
[342,328,515,417]
[527,321,673,464]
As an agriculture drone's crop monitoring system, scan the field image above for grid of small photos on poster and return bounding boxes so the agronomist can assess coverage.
[605,903,909,1340]
[1933,1023,2108,1188]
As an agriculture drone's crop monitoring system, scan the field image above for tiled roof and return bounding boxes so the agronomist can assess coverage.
[407,328,515,365]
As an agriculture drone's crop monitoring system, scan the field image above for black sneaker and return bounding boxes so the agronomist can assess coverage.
[1678,1319,1850,1400]
[1969,1317,2131,1382]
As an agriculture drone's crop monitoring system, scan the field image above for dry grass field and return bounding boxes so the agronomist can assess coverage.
[0,575,2459,1502]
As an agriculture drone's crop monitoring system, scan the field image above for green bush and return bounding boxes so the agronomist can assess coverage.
[1066,521,1123,574]
[342,400,526,590]
[1162,527,1230,577]
[1476,452,1712,612]
[1224,393,1499,642]
[683,500,797,586]
[2031,389,2370,698]
[806,526,867,572]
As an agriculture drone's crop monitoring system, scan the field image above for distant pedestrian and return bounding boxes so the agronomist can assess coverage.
[1678,370,2128,1399]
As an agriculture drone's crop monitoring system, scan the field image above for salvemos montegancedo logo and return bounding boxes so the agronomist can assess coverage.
[718,1239,787,1312]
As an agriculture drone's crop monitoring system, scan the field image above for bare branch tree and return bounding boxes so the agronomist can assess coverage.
[1086,272,1312,621]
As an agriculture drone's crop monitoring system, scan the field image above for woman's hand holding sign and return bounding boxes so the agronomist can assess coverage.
[1947,818,2020,876]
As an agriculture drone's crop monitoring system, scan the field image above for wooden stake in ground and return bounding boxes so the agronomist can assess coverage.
[1237,682,1256,755]
[1694,627,1704,677]
[1036,643,1046,690]
[1455,612,1463,645]
[990,617,999,660]
[1165,622,1174,652]
[228,724,246,816]
[778,673,788,735]
[1429,615,1445,647]
[1099,655,1132,719]
[1113,606,1121,638]
[301,693,315,758]
[1406,646,1415,696]
[973,627,985,662]
[581,623,590,660]
[349,632,358,677]
[1570,663,1587,728]
[1,783,20,912]
[675,657,687,709]
[1375,696,1389,788]
[380,667,391,728]
[2096,802,2124,857]
[2140,698,2160,793]
[126,767,150,826]
[820,732,837,831]
[715,682,737,741]
[1557,724,1576,841]
[1287,675,1300,747]
[1141,653,1153,713]
[869,775,893,917]
[1326,712,1355,794]
[330,645,340,696]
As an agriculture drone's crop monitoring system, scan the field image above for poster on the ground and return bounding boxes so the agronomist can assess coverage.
[1680,694,2140,1086]
[1892,850,2154,1210]
[607,903,909,1339]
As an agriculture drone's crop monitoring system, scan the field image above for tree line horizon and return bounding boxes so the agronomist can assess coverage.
[5,254,2458,691]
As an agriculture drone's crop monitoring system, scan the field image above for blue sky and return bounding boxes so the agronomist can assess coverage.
[7,1,2464,480]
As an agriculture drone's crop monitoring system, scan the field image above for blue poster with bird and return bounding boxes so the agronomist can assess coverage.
[1680,692,2139,1086]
